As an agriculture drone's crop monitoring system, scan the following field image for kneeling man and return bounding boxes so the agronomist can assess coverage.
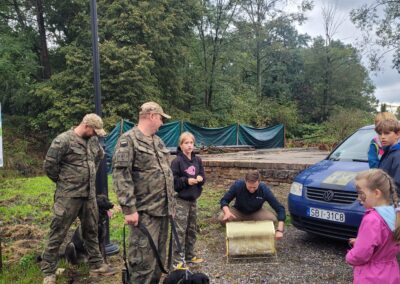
[218,170,286,239]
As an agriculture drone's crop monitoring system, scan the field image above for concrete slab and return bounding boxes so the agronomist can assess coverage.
[200,147,329,165]
[200,148,330,186]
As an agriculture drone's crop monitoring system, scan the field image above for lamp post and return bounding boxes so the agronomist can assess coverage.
[89,0,119,256]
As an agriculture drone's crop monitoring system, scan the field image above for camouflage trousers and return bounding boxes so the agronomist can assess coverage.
[172,198,197,264]
[41,197,103,276]
[128,213,168,284]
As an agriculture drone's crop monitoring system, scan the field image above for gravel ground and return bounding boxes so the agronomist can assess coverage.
[188,184,354,284]
[192,225,353,284]
[59,184,354,283]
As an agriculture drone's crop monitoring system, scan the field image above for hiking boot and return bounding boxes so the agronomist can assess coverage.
[90,263,118,276]
[43,274,56,284]
[173,262,189,270]
[187,256,204,264]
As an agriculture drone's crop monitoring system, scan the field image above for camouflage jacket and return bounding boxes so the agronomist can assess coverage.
[43,129,104,199]
[112,126,176,217]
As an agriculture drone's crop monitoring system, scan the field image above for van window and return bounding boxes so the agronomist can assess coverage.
[329,128,376,162]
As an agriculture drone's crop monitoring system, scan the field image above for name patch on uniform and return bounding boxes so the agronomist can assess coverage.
[120,140,128,147]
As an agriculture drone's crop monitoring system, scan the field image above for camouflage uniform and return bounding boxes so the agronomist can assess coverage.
[173,198,197,263]
[41,130,104,276]
[112,126,176,284]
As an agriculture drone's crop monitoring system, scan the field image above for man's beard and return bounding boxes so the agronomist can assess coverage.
[81,133,92,139]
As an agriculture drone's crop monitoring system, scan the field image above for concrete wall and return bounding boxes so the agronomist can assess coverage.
[202,160,311,188]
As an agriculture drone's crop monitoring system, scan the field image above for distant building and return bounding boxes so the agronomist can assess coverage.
[378,102,400,114]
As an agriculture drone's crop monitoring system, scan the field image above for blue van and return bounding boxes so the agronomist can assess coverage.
[288,125,377,240]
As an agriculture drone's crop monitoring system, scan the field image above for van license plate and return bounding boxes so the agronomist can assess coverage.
[308,207,345,223]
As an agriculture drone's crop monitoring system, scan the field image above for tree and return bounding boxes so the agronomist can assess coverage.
[239,0,312,97]
[298,38,376,122]
[34,0,51,79]
[33,0,200,132]
[351,1,400,71]
[196,0,239,109]
[0,30,38,114]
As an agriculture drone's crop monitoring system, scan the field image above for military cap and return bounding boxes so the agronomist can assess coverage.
[139,101,171,119]
[82,113,107,137]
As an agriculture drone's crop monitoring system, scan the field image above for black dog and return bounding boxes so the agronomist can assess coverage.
[65,194,114,265]
[163,270,210,284]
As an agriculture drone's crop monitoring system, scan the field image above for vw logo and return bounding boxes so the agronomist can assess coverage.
[323,190,335,202]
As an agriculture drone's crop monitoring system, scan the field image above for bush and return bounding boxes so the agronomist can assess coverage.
[324,108,373,141]
[0,115,46,177]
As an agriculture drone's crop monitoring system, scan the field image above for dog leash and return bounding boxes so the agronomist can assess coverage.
[138,221,170,274]
[123,217,189,276]
[122,225,130,283]
[167,216,186,269]
[139,217,186,274]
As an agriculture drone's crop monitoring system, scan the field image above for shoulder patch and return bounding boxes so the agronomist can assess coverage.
[54,139,61,144]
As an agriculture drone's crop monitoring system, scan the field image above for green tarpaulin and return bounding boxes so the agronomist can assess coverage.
[238,124,284,148]
[183,122,237,146]
[105,120,284,172]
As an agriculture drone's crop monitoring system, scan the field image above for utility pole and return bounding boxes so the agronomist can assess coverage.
[89,0,119,256]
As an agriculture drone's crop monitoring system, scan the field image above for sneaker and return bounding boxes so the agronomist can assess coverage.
[90,263,118,276]
[173,262,189,270]
[187,256,204,264]
[43,274,56,284]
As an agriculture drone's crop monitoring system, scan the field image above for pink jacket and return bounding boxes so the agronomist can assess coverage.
[346,209,400,284]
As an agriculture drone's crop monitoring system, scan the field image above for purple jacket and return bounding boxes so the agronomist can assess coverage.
[346,209,400,284]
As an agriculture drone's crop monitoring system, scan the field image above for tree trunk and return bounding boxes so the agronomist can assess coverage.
[35,0,51,79]
[256,4,262,98]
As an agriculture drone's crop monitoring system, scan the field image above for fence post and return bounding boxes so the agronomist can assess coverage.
[283,124,286,148]
[119,119,124,137]
[181,120,184,134]
[236,122,239,145]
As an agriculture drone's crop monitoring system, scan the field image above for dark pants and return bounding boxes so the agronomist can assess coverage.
[41,197,103,275]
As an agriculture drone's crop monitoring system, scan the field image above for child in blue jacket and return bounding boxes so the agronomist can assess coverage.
[368,112,397,168]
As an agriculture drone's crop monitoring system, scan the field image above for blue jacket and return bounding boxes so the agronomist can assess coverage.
[378,143,400,194]
[368,137,383,168]
[220,180,286,221]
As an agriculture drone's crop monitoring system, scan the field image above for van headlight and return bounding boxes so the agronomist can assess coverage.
[290,182,303,196]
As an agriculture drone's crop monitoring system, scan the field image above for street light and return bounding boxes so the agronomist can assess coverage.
[89,0,119,256]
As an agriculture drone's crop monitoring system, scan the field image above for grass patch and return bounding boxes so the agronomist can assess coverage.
[0,175,290,283]
[0,177,54,227]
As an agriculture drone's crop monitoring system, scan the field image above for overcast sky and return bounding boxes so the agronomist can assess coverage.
[290,0,400,106]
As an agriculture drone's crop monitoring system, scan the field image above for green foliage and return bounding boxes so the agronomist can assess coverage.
[0,31,38,115]
[323,107,373,142]
[351,1,400,71]
[297,38,376,122]
[0,255,43,284]
[0,0,381,151]
[0,115,46,178]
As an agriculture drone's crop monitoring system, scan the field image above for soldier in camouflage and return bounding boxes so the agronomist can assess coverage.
[112,102,176,284]
[41,114,117,284]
